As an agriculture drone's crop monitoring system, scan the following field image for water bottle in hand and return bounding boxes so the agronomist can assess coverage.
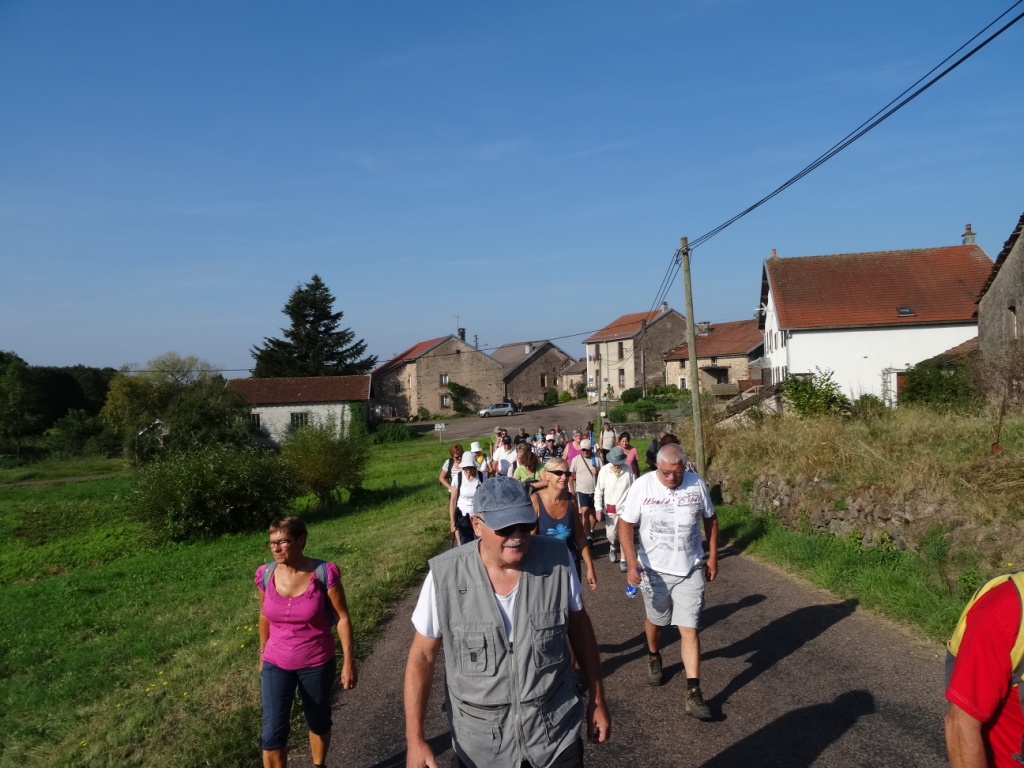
[626,566,645,599]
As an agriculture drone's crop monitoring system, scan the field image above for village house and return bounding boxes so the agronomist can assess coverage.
[758,227,993,403]
[584,303,687,398]
[664,319,764,396]
[370,331,504,419]
[976,213,1024,361]
[225,375,370,446]
[489,340,574,406]
[558,358,587,397]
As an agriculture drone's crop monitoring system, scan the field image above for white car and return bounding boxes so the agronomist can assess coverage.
[478,402,514,417]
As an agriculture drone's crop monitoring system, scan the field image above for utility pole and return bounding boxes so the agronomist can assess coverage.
[680,236,706,475]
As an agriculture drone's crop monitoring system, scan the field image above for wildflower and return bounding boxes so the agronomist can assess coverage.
[240,643,246,649]
[81,741,88,747]
[183,692,188,697]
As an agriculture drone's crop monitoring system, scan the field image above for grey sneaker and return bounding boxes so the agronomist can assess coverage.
[608,547,617,563]
[619,559,628,573]
[685,686,712,720]
[647,652,664,686]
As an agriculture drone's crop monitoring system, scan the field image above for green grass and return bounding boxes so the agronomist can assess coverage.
[0,456,128,485]
[0,438,452,768]
[717,505,966,641]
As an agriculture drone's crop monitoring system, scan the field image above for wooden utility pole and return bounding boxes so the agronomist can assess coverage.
[680,236,706,475]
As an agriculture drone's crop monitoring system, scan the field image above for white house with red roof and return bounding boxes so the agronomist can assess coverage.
[370,331,504,419]
[758,228,993,403]
[225,375,370,445]
[664,319,764,395]
[584,303,686,397]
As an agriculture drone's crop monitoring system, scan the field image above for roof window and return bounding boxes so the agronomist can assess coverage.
[897,306,915,317]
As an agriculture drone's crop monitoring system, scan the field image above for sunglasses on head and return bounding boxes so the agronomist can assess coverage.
[492,522,535,536]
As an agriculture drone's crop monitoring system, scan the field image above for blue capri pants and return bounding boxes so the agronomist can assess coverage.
[260,657,337,750]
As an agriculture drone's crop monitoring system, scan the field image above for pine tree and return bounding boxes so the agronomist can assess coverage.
[251,275,377,378]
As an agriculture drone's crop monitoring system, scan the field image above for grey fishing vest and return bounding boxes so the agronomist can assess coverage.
[430,536,583,768]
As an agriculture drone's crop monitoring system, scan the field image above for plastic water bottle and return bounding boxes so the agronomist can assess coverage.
[625,566,646,599]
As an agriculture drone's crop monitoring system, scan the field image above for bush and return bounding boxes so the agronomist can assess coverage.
[608,405,631,423]
[782,368,851,417]
[369,422,415,444]
[621,387,643,404]
[851,394,887,421]
[416,406,430,422]
[632,398,659,421]
[281,416,370,507]
[543,387,559,407]
[132,445,299,542]
[900,359,981,411]
[558,390,573,403]
[572,381,587,399]
[44,409,107,458]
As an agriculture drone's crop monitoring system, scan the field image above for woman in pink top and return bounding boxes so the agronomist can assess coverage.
[256,516,356,768]
[618,432,641,477]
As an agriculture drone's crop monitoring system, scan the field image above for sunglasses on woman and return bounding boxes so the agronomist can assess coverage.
[546,469,570,477]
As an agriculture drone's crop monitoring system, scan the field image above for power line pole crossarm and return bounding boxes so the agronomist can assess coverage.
[680,236,706,476]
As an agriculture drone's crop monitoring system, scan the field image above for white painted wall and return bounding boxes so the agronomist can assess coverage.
[787,324,978,402]
[251,402,354,446]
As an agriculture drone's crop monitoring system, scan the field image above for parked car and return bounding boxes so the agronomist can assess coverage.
[478,402,514,417]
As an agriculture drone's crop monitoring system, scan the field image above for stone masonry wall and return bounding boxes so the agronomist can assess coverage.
[506,346,574,405]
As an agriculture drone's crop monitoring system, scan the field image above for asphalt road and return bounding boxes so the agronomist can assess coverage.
[326,529,948,768]
[411,400,608,444]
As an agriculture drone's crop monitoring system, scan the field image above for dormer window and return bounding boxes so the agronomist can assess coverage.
[897,306,915,317]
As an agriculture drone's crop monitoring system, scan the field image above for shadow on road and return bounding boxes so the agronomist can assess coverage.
[701,593,766,630]
[701,690,875,767]
[367,731,452,768]
[705,599,858,706]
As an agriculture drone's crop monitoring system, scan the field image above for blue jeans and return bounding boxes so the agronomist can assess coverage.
[260,658,336,750]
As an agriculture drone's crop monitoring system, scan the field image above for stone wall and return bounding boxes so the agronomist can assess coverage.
[415,337,504,416]
[505,345,574,405]
[979,216,1024,360]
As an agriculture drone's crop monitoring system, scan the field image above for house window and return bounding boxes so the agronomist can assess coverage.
[617,342,624,360]
[540,374,547,387]
[679,377,688,390]
[441,394,451,408]
[618,369,626,388]
[393,382,400,395]
[440,373,449,385]
[250,413,261,430]
[290,412,309,429]
[1008,305,1018,340]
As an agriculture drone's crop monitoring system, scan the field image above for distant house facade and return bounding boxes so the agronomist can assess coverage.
[490,341,574,406]
[225,375,370,446]
[584,303,687,398]
[558,358,587,396]
[664,319,764,396]
[371,331,504,419]
[977,214,1024,361]
[758,231,993,404]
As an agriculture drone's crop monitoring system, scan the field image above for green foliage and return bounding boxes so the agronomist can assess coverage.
[558,389,573,403]
[782,368,851,417]
[446,381,475,414]
[620,387,642,404]
[647,384,686,407]
[160,379,253,452]
[957,568,985,598]
[632,398,659,421]
[132,446,300,542]
[572,381,587,399]
[851,393,887,421]
[281,415,370,507]
[900,359,981,411]
[369,421,415,445]
[44,409,112,458]
[251,274,376,377]
[0,354,44,456]
[32,364,117,428]
[608,404,631,423]
[542,387,559,406]
[416,406,431,421]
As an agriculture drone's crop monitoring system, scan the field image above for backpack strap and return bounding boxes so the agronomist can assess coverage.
[261,561,276,592]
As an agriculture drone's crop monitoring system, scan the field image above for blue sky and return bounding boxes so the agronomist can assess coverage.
[2,1,1022,372]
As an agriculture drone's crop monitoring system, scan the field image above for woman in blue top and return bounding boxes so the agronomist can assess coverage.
[531,456,598,591]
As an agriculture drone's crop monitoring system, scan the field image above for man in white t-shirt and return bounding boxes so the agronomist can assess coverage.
[404,476,610,768]
[618,442,718,721]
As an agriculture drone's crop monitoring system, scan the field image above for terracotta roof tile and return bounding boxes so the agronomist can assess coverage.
[665,319,763,360]
[372,336,450,377]
[226,375,371,405]
[584,309,672,343]
[764,245,991,330]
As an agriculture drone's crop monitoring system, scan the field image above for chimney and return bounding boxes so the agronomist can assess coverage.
[962,223,976,245]
[660,301,669,313]
[770,248,778,260]
[696,321,711,336]
[457,327,466,341]
[524,343,533,355]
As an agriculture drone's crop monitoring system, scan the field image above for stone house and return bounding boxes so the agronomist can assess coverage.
[584,303,687,398]
[558,358,587,396]
[664,319,764,395]
[490,341,574,406]
[371,332,504,419]
[225,375,370,446]
[758,228,992,403]
[977,213,1024,361]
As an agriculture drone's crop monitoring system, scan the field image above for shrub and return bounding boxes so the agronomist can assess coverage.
[632,398,659,421]
[851,394,887,421]
[132,445,299,541]
[621,387,643,404]
[608,405,631,423]
[415,406,430,422]
[281,416,370,507]
[558,390,573,403]
[648,384,685,406]
[543,387,559,407]
[782,368,851,417]
[573,381,587,399]
[44,409,107,458]
[369,421,415,445]
[900,359,981,411]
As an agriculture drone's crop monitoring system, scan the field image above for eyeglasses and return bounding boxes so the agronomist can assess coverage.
[267,538,295,549]
[492,522,535,537]
[546,469,570,477]
[659,469,685,478]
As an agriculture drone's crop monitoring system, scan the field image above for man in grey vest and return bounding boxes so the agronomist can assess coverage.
[404,475,611,768]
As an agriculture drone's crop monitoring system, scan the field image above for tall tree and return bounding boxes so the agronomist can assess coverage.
[251,275,377,378]
[0,354,44,457]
